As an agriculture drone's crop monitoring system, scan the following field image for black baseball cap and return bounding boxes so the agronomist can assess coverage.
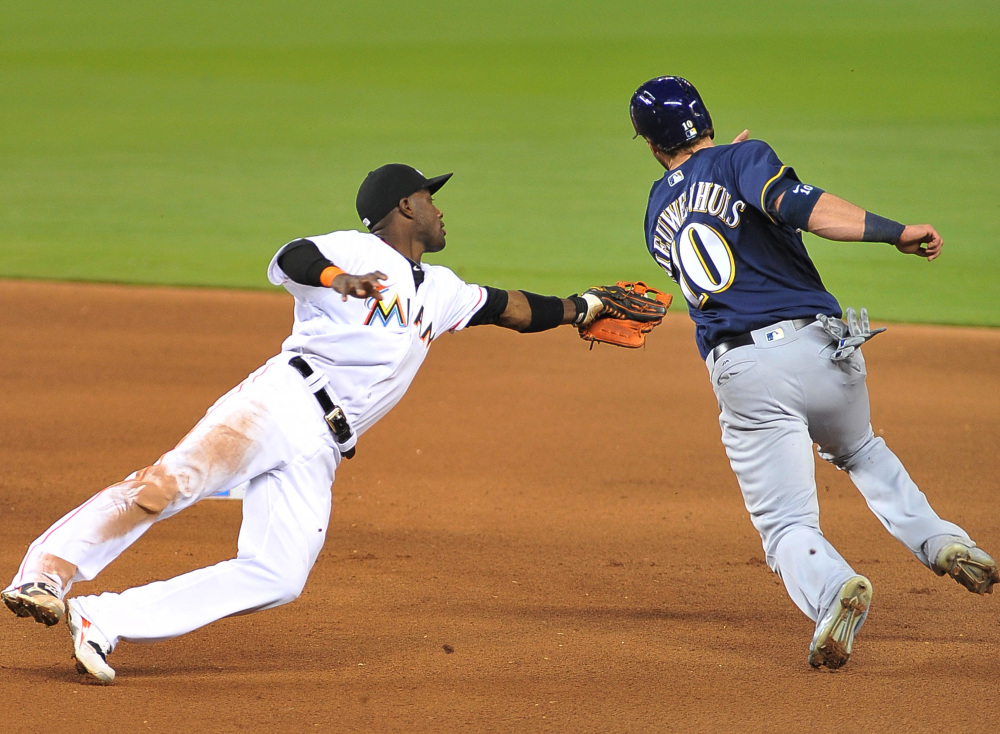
[356,164,453,230]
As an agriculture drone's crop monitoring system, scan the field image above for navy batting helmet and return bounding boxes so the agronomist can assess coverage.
[629,76,714,151]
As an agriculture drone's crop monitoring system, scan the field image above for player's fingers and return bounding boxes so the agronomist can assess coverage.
[731,129,749,144]
[366,272,387,300]
[913,229,941,259]
[925,230,943,260]
[915,225,942,246]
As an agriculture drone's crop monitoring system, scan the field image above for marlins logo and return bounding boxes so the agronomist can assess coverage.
[365,292,406,327]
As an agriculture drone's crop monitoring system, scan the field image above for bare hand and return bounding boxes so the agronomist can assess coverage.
[331,270,388,301]
[731,129,750,144]
[895,225,943,261]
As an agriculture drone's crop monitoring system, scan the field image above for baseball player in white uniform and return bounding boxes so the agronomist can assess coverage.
[3,164,613,683]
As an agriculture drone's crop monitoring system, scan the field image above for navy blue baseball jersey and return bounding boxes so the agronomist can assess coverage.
[643,140,842,358]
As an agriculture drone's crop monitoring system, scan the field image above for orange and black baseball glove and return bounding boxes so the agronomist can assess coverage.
[577,281,672,349]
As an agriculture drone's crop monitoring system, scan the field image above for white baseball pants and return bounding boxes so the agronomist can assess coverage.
[10,358,341,649]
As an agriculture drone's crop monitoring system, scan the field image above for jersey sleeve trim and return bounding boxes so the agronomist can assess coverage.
[267,240,299,285]
[448,286,486,331]
[444,286,488,334]
[760,165,790,225]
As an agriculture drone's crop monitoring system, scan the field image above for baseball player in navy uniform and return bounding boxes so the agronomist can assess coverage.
[2,163,620,683]
[628,76,998,669]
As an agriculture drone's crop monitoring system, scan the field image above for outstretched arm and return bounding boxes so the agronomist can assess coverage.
[468,287,594,332]
[469,284,667,337]
[773,190,943,261]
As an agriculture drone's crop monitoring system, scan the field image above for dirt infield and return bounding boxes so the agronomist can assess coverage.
[1,279,998,733]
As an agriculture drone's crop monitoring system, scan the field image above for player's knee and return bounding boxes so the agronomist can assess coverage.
[266,573,307,607]
[818,431,881,470]
[132,465,183,515]
[273,585,303,607]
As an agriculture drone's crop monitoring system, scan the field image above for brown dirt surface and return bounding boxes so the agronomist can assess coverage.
[1,279,999,733]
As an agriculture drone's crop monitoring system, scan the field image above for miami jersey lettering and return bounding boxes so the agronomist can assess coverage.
[266,230,485,434]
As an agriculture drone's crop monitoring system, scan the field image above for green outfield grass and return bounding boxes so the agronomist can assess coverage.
[2,1,997,325]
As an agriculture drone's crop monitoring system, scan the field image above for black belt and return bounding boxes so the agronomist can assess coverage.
[289,356,355,459]
[710,318,815,362]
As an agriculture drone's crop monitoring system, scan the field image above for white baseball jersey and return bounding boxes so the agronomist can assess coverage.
[267,229,487,436]
[8,229,493,657]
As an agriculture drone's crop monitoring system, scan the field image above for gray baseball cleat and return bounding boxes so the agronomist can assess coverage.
[66,600,115,684]
[808,575,873,670]
[2,582,66,626]
[932,540,1000,595]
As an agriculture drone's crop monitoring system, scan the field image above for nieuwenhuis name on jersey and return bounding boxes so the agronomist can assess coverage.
[652,178,745,255]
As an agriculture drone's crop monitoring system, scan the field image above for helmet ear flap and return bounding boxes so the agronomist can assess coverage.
[629,76,713,152]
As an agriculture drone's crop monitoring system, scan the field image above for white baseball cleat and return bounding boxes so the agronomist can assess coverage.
[2,582,66,626]
[808,575,872,670]
[66,600,115,684]
[931,539,1000,595]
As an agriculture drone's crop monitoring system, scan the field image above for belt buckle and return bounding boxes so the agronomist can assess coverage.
[324,406,353,444]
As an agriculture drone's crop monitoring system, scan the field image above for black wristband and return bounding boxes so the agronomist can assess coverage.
[569,296,589,326]
[521,291,565,333]
[862,212,905,244]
